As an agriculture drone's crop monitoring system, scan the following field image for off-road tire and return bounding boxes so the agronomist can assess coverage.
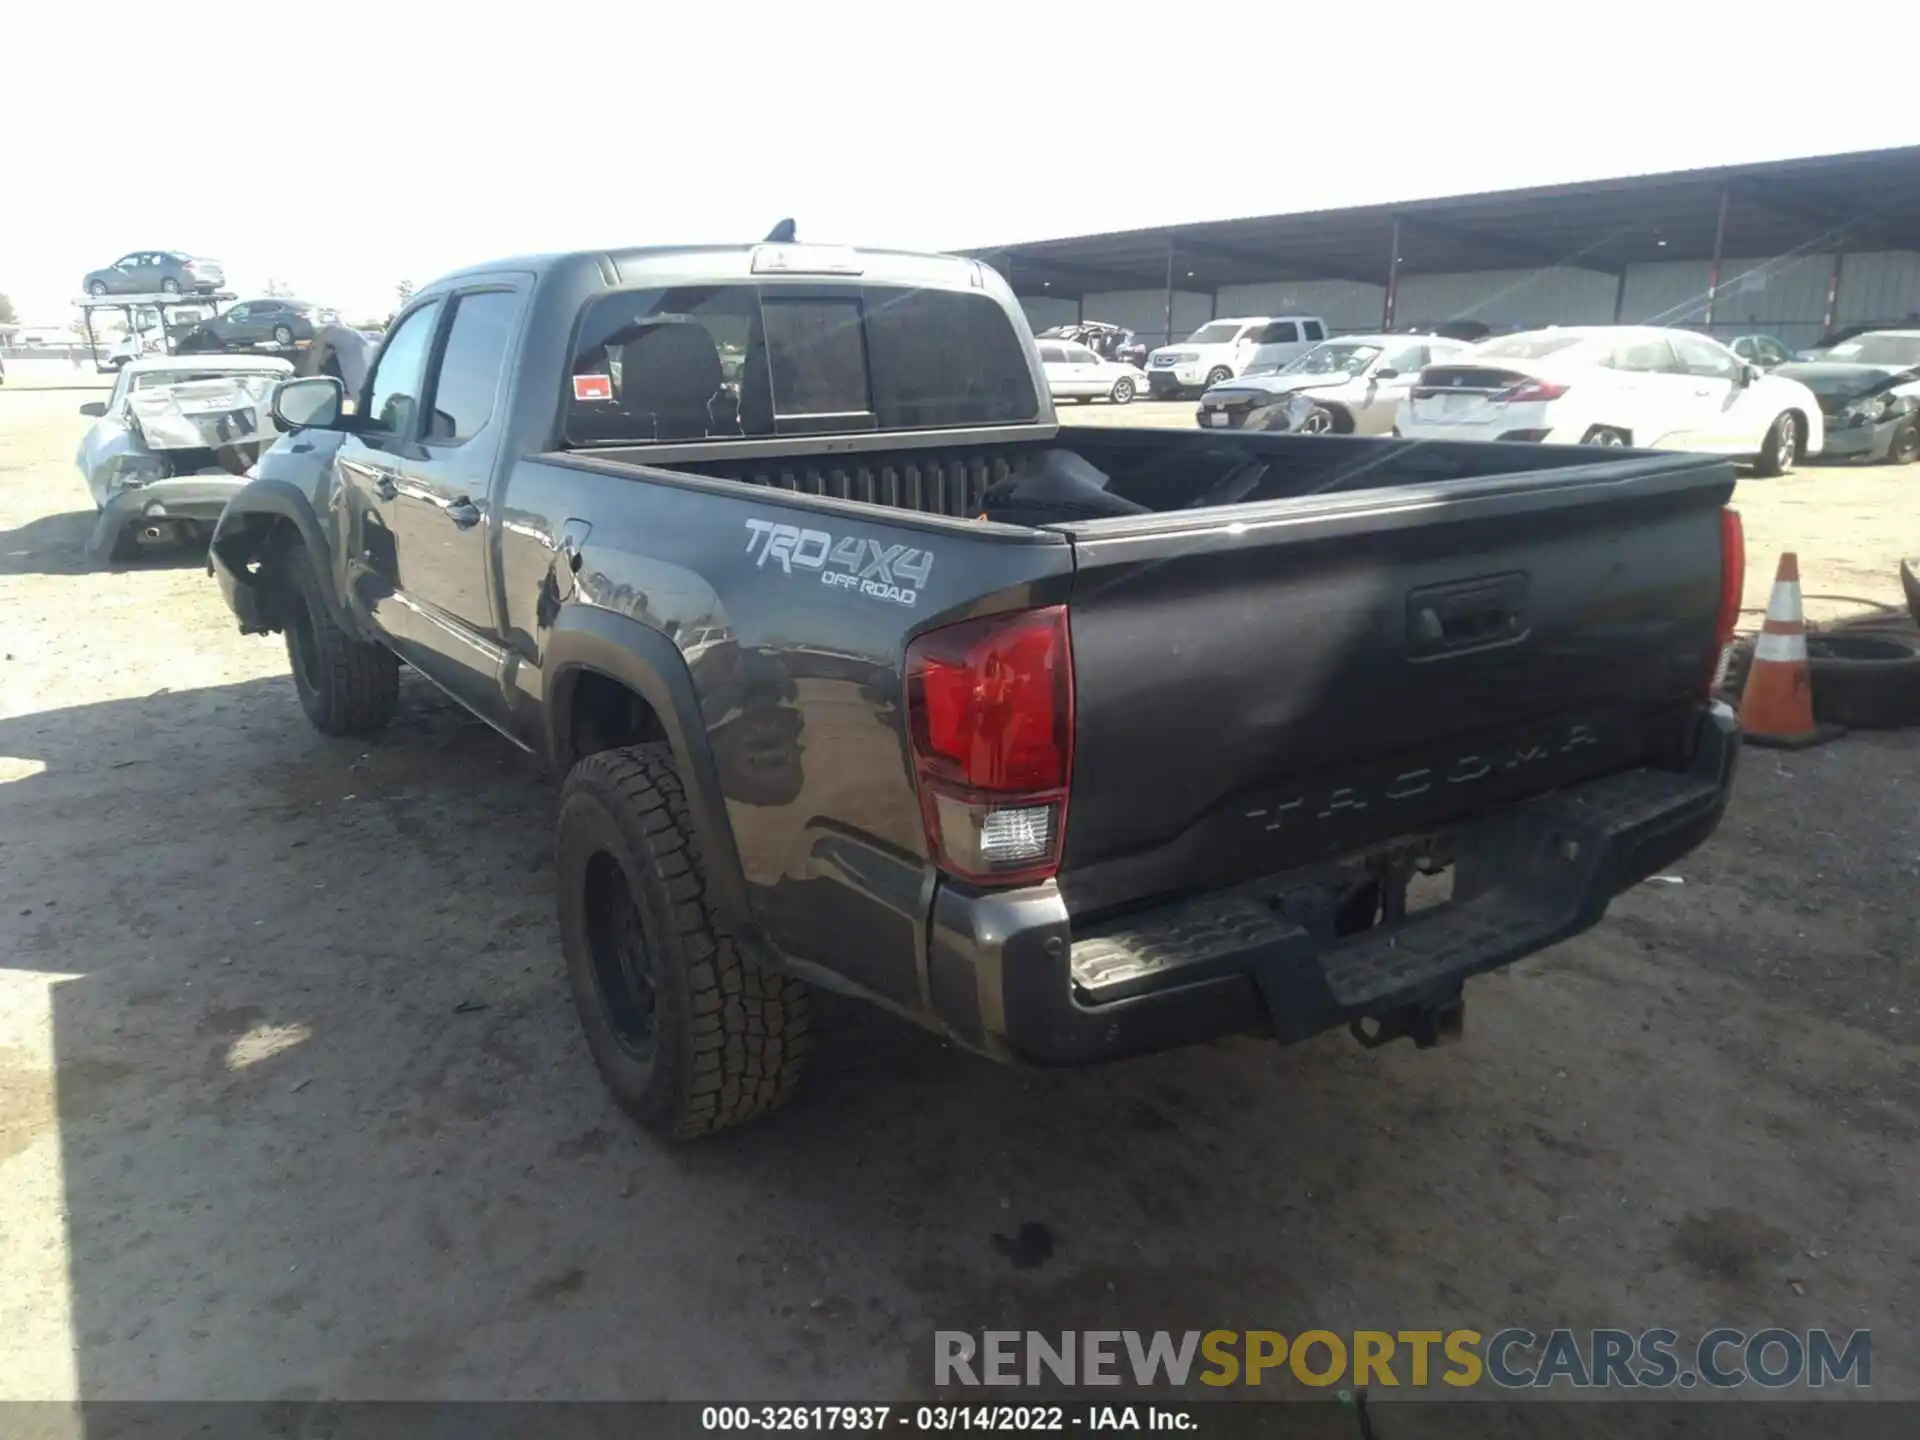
[282,543,399,735]
[557,744,811,1140]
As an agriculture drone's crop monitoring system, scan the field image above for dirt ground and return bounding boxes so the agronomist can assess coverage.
[1,385,1914,1411]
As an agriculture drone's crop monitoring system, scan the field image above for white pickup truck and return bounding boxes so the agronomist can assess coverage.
[1146,315,1327,398]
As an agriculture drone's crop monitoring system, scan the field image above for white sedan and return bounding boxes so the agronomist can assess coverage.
[1395,325,1824,474]
[1038,339,1147,405]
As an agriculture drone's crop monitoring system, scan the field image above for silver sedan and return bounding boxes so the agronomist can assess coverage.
[1196,335,1474,434]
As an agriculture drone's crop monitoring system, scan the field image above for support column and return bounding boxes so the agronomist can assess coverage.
[1821,251,1845,333]
[1382,218,1402,330]
[1702,186,1730,328]
[1612,271,1628,324]
[1163,240,1176,350]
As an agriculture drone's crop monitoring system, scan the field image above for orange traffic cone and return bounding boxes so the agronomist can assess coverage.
[1738,552,1842,749]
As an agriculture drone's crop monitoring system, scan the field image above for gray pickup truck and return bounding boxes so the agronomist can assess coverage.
[208,236,1745,1141]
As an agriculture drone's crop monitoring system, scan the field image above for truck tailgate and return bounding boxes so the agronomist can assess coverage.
[1056,454,1736,915]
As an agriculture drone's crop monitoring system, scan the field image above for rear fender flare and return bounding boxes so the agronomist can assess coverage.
[210,477,360,637]
[542,605,753,934]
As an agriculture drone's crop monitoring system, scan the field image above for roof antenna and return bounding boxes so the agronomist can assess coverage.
[764,218,797,243]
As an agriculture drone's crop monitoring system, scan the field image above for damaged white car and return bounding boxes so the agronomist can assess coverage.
[76,354,294,563]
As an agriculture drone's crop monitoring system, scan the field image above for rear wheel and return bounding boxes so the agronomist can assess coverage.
[557,745,811,1139]
[272,324,295,346]
[160,278,181,295]
[1581,425,1630,447]
[1110,376,1135,404]
[1752,412,1800,477]
[1883,418,1919,466]
[282,544,399,735]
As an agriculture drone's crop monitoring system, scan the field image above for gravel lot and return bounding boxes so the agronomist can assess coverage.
[1,385,1914,1407]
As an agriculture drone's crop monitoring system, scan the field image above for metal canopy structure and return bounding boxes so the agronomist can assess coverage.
[962,145,1920,331]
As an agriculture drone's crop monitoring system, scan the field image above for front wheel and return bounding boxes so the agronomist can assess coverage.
[1753,412,1800,477]
[1298,405,1337,435]
[557,744,811,1140]
[86,280,108,296]
[1110,377,1135,404]
[1883,418,1919,466]
[1581,425,1630,447]
[1204,366,1233,389]
[282,543,399,735]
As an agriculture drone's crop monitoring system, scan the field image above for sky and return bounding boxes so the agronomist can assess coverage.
[5,1,1918,327]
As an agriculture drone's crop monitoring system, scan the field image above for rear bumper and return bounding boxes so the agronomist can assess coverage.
[928,702,1740,1066]
[86,474,245,560]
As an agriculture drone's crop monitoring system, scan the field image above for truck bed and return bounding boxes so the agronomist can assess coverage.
[557,426,1736,924]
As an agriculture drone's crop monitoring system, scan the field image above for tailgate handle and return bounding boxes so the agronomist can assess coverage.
[1407,572,1530,659]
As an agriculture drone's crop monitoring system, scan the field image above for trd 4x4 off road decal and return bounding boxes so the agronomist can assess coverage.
[742,519,934,608]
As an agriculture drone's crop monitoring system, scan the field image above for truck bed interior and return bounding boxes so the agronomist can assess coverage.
[578,429,1640,527]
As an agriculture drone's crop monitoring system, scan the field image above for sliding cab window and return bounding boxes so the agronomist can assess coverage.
[561,283,1041,447]
[361,300,443,438]
[424,291,518,443]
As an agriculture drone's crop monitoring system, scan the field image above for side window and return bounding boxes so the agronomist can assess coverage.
[1610,339,1680,374]
[1038,344,1067,364]
[1302,320,1325,341]
[1760,338,1789,366]
[1255,321,1299,345]
[1673,335,1742,380]
[1066,345,1098,364]
[424,290,519,442]
[362,300,443,435]
[1382,345,1426,374]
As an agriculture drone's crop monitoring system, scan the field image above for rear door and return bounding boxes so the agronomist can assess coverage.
[385,284,525,723]
[1604,336,1694,448]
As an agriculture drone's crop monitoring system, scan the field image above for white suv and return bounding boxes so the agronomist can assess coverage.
[1146,316,1326,397]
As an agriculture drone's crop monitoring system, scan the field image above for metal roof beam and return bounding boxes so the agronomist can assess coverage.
[1172,237,1385,288]
[1399,213,1615,275]
[1727,179,1909,252]
[984,252,1160,290]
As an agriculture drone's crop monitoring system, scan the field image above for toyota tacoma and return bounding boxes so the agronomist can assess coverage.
[207,235,1745,1140]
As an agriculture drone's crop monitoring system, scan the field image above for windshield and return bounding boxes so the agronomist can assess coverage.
[1279,342,1382,376]
[1774,363,1913,398]
[1822,334,1920,367]
[564,283,1039,446]
[1184,322,1243,346]
[1472,333,1588,360]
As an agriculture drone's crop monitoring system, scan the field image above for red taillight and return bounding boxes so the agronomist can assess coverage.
[905,606,1073,887]
[1709,506,1745,696]
[1495,378,1570,404]
[1716,506,1745,648]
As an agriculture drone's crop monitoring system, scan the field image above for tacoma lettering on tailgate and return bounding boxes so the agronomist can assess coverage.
[742,518,934,608]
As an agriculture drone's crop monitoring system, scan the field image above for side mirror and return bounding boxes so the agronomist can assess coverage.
[273,375,345,431]
[1740,363,1762,387]
[79,401,108,418]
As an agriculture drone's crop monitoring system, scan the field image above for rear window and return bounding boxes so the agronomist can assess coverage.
[1473,333,1586,360]
[564,283,1038,446]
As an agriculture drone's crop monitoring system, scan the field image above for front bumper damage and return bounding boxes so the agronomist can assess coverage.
[928,702,1740,1066]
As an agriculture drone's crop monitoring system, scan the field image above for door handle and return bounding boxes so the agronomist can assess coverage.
[372,471,399,502]
[442,498,482,529]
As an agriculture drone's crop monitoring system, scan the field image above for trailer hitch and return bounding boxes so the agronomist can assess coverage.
[1349,992,1465,1050]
